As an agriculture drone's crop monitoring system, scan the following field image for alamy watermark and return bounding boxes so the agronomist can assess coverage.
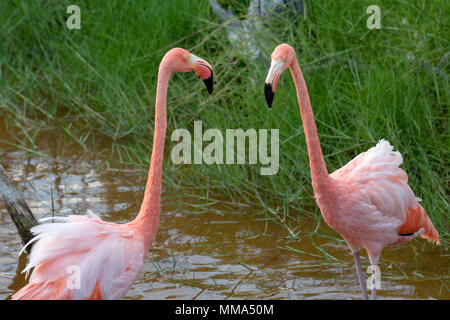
[66,265,81,289]
[66,5,81,30]
[171,121,279,175]
[366,5,381,30]
[367,265,381,290]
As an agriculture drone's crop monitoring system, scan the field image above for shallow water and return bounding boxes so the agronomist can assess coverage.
[0,120,448,300]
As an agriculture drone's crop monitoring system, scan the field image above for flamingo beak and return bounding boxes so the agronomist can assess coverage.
[189,54,214,95]
[264,83,274,109]
[264,59,284,109]
[202,68,214,95]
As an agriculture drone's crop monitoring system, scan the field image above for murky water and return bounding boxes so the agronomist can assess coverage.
[0,119,448,300]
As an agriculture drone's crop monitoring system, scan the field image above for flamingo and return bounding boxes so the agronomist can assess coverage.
[263,44,439,300]
[12,48,214,300]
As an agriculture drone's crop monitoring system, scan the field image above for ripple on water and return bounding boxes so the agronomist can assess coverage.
[0,124,447,300]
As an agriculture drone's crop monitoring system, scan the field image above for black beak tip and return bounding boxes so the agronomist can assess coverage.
[203,70,214,95]
[264,83,274,109]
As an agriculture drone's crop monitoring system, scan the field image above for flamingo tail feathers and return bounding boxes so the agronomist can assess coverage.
[399,201,440,245]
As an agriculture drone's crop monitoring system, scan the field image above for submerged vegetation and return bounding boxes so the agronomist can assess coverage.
[0,0,448,246]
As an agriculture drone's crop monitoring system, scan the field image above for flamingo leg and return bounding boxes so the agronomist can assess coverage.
[353,252,368,300]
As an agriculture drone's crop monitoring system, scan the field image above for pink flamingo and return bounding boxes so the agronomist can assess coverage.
[264,44,439,300]
[12,48,213,300]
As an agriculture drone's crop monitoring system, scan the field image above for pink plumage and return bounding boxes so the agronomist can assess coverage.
[13,213,146,300]
[328,139,439,263]
[12,48,214,300]
[264,43,439,299]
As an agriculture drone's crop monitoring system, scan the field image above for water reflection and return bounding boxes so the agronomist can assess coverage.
[0,122,447,300]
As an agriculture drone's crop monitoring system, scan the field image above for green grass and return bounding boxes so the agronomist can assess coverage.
[0,0,448,245]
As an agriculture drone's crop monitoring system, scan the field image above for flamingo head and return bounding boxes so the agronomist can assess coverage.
[264,44,295,108]
[162,48,214,94]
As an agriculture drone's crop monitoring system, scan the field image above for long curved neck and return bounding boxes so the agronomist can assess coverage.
[289,57,330,194]
[134,63,171,245]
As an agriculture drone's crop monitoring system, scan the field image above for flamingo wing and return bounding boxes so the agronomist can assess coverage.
[331,139,439,244]
[12,212,146,300]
